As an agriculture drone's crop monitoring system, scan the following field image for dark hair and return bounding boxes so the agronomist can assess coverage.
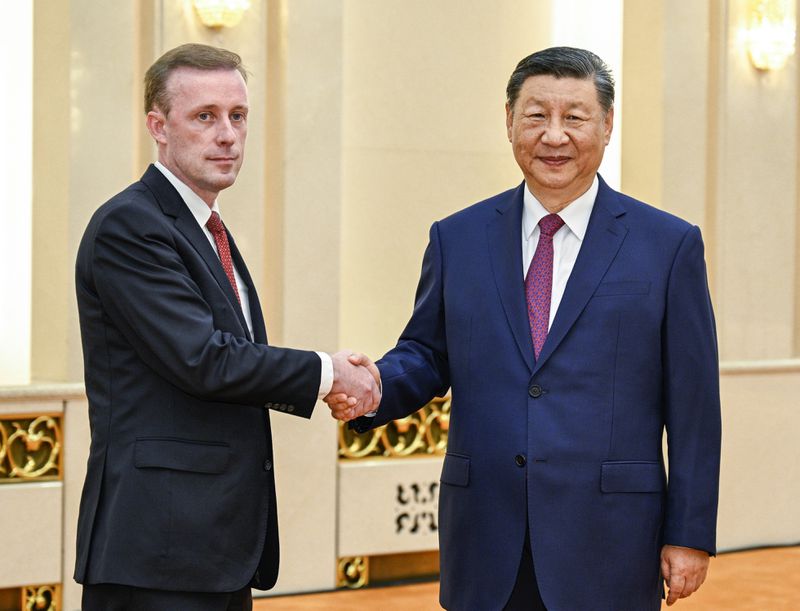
[506,46,615,113]
[144,43,248,114]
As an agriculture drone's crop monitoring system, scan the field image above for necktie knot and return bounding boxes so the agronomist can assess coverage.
[538,213,565,238]
[206,211,225,235]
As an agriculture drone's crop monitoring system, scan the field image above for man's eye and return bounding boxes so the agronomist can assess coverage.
[231,112,246,122]
[566,115,584,122]
[198,112,213,121]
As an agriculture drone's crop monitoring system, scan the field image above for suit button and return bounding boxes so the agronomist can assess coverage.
[287,405,295,413]
[263,459,273,471]
[528,384,543,398]
[515,454,526,467]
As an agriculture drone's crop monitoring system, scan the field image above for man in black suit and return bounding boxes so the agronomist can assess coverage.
[74,43,379,611]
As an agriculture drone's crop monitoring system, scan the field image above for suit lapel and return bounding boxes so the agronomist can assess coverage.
[533,177,628,373]
[140,165,251,337]
[486,183,535,373]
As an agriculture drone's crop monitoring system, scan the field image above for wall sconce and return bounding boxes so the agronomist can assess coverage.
[745,0,796,70]
[193,0,251,29]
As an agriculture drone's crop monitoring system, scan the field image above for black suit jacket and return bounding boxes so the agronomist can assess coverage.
[74,165,321,592]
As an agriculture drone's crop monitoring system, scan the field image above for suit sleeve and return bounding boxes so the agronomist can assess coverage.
[662,225,722,554]
[86,202,320,415]
[352,222,451,432]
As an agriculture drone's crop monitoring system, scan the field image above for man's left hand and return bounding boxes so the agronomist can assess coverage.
[661,545,710,606]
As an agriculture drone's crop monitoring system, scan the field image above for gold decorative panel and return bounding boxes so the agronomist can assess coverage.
[0,584,61,611]
[337,556,368,589]
[0,415,62,482]
[338,397,449,459]
[336,552,439,590]
[22,585,60,611]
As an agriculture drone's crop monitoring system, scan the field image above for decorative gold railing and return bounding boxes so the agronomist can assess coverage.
[338,396,450,459]
[0,414,62,483]
[23,584,60,611]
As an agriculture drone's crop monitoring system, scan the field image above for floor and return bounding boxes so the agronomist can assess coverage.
[253,546,800,610]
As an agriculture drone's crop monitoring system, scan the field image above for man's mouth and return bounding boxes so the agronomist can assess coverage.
[539,156,571,166]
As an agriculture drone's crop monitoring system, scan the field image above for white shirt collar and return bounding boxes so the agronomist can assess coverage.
[154,161,221,227]
[522,175,598,242]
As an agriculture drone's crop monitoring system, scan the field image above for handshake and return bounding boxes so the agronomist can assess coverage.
[324,351,380,422]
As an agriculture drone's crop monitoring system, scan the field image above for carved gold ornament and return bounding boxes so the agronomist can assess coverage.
[22,584,60,610]
[338,397,450,459]
[337,556,369,589]
[0,415,62,482]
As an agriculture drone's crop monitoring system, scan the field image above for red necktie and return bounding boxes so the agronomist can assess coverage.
[525,213,565,360]
[206,211,241,303]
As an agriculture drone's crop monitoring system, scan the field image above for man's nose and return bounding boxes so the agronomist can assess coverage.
[541,119,569,145]
[216,118,236,144]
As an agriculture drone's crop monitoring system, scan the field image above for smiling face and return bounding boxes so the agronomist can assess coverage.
[506,74,613,212]
[146,67,249,206]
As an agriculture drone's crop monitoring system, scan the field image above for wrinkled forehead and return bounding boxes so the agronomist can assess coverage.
[164,67,249,110]
[514,74,600,110]
[165,66,246,91]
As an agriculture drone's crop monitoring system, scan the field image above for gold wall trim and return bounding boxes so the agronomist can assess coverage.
[23,584,60,611]
[370,550,439,583]
[720,359,800,374]
[337,556,369,589]
[336,552,439,590]
[338,397,449,459]
[0,414,62,482]
[0,584,61,611]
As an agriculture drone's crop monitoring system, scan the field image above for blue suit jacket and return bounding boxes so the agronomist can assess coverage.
[355,177,721,611]
[74,165,321,593]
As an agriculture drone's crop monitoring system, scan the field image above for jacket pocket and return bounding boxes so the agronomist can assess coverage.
[594,281,651,296]
[440,452,470,487]
[134,437,230,474]
[601,461,665,493]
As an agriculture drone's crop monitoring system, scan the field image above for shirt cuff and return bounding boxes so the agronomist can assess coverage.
[365,377,381,417]
[316,351,333,399]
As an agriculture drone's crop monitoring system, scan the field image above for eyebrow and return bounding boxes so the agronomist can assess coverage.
[188,103,250,112]
[522,97,590,110]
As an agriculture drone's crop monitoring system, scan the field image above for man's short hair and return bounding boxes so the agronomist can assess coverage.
[144,43,248,115]
[506,46,615,114]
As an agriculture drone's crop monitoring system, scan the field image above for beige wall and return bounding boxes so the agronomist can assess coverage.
[622,0,800,550]
[6,0,799,606]
[339,0,552,357]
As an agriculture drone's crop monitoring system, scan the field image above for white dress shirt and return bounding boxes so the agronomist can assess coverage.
[154,162,333,398]
[522,175,598,328]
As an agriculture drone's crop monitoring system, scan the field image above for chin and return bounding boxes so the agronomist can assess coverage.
[210,175,239,191]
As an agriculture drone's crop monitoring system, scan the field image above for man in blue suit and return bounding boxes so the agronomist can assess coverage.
[75,44,379,610]
[332,47,721,610]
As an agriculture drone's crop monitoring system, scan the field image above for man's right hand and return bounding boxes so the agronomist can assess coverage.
[325,351,381,421]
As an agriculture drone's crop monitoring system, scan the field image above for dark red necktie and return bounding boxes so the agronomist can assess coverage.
[206,211,241,303]
[525,213,565,360]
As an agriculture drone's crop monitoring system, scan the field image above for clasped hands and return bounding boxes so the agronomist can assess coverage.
[324,351,380,421]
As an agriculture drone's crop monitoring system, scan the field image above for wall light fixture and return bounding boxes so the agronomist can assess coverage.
[192,0,251,29]
[745,0,796,70]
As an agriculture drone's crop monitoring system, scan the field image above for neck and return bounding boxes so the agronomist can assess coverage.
[527,179,594,214]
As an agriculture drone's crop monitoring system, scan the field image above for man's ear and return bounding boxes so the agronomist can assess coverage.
[505,101,513,142]
[146,108,167,145]
[603,106,614,144]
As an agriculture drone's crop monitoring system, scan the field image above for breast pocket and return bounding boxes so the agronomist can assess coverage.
[593,281,651,297]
